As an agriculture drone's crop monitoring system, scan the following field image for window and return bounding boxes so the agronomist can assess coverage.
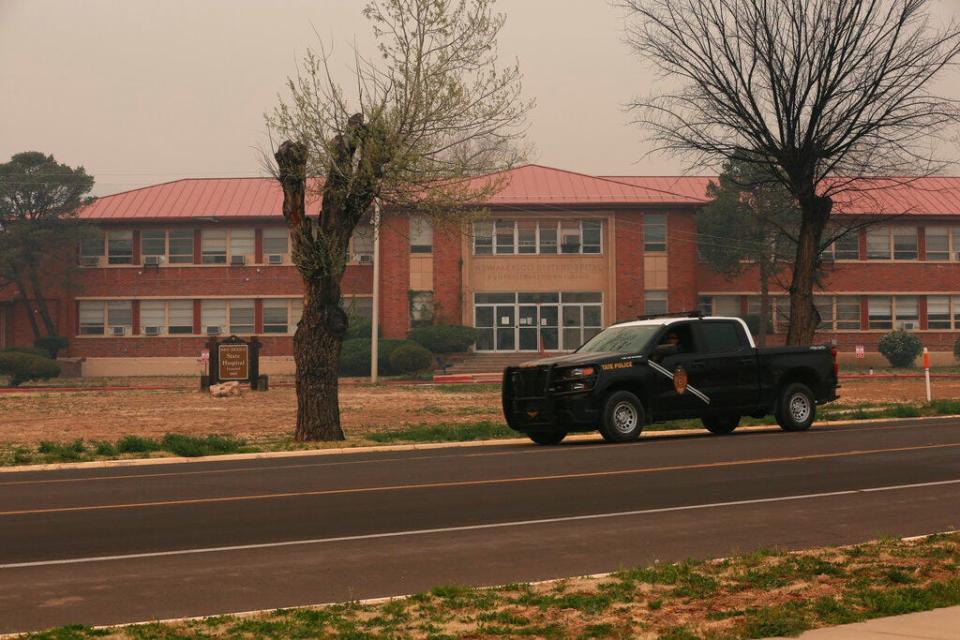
[342,296,373,321]
[79,232,105,265]
[229,299,255,334]
[78,301,105,335]
[824,230,859,260]
[349,223,374,261]
[868,297,892,330]
[698,296,713,316]
[169,230,194,263]
[893,296,919,330]
[409,217,433,254]
[472,220,602,255]
[495,221,515,254]
[473,221,493,255]
[867,227,918,260]
[140,300,194,335]
[928,296,960,330]
[702,321,746,353]
[815,296,861,331]
[644,213,666,252]
[107,231,133,264]
[263,227,289,260]
[409,291,434,327]
[644,291,668,315]
[712,295,741,317]
[200,299,253,335]
[229,229,255,262]
[263,299,291,334]
[141,230,194,265]
[924,227,960,261]
[201,230,227,264]
[582,220,601,253]
[560,220,581,254]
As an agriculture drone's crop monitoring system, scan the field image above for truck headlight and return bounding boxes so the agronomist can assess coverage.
[561,366,595,378]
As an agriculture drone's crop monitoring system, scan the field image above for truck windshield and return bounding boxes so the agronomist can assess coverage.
[576,325,661,354]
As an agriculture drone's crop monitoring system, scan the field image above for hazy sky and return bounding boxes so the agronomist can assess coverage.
[1,0,958,196]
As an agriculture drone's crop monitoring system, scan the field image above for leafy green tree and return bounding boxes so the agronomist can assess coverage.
[698,162,798,345]
[0,152,95,341]
[268,0,530,441]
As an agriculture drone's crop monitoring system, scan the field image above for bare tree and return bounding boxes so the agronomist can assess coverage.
[623,0,960,343]
[268,0,530,441]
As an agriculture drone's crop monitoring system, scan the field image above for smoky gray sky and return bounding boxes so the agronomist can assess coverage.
[1,0,958,196]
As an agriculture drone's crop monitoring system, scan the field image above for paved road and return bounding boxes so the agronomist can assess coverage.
[1,418,959,634]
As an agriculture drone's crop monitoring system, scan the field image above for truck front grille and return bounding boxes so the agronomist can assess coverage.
[512,366,550,398]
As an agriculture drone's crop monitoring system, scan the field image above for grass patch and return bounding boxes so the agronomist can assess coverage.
[367,420,514,443]
[1,433,249,466]
[23,533,960,640]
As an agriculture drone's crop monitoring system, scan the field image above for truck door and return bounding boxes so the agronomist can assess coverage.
[652,322,712,418]
[693,320,760,410]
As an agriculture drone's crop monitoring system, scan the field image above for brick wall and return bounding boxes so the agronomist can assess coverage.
[667,210,699,312]
[377,212,411,339]
[614,210,644,321]
[432,225,463,325]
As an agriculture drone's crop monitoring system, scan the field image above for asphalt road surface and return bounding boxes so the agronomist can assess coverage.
[2,418,960,634]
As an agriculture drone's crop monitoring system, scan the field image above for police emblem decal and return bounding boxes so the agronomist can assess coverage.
[673,365,688,395]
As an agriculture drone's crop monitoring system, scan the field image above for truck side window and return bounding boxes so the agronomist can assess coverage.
[701,321,746,353]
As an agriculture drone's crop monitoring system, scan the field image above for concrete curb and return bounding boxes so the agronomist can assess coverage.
[2,414,958,474]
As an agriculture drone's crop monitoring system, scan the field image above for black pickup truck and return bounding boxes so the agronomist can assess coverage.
[502,314,839,444]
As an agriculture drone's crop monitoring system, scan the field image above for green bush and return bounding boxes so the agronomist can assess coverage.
[339,338,419,376]
[344,315,374,341]
[408,325,478,354]
[878,330,923,368]
[3,346,50,358]
[34,335,69,359]
[388,343,434,376]
[954,337,960,363]
[0,352,61,387]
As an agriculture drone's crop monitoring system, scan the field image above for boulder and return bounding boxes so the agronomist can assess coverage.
[209,381,242,398]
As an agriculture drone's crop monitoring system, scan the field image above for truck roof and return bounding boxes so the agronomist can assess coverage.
[611,316,757,349]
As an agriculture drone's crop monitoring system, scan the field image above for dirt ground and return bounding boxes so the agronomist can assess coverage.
[1,377,958,447]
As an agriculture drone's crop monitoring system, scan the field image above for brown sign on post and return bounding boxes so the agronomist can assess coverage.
[218,343,249,381]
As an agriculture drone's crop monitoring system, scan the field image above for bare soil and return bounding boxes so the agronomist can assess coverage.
[1,377,958,447]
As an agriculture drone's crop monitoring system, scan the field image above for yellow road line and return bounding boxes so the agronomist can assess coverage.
[2,442,958,517]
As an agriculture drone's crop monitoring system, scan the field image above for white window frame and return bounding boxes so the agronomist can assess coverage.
[140,229,195,265]
[924,227,960,262]
[644,213,667,252]
[927,295,960,330]
[263,298,298,334]
[262,227,291,264]
[140,300,194,336]
[106,231,134,265]
[472,219,603,256]
[867,226,918,261]
[644,291,668,315]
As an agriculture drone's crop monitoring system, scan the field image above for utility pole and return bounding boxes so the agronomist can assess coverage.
[370,200,381,384]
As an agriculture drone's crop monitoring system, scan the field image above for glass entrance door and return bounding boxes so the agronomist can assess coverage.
[473,292,599,352]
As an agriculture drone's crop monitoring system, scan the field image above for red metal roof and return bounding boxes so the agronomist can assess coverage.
[77,166,960,221]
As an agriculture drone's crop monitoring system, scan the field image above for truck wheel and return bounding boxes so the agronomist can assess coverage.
[600,391,645,443]
[702,414,740,435]
[527,432,566,445]
[776,383,816,431]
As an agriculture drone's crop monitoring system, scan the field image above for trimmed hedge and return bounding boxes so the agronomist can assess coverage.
[0,352,61,387]
[407,325,478,354]
[3,346,51,359]
[878,330,923,368]
[34,335,68,359]
[388,343,434,375]
[339,338,422,376]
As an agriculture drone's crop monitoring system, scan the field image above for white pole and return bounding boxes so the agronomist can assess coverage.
[923,347,931,403]
[371,200,381,384]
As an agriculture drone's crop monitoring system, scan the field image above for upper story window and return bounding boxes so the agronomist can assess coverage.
[924,227,960,261]
[141,229,194,265]
[262,227,290,264]
[823,230,860,261]
[644,213,667,252]
[866,226,917,260]
[410,217,433,254]
[79,233,105,266]
[201,230,227,264]
[140,300,194,335]
[229,229,255,265]
[472,219,602,255]
[349,223,374,263]
[198,229,255,265]
[107,231,133,265]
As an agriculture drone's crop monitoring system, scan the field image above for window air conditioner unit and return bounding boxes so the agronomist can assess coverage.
[80,256,100,267]
[899,322,917,330]
[143,326,161,336]
[357,254,373,264]
[206,325,222,336]
[230,255,246,266]
[143,255,163,266]
[267,254,284,265]
[111,326,127,337]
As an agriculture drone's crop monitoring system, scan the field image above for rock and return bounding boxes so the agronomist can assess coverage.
[209,381,242,398]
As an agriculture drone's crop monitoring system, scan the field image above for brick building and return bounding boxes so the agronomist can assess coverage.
[2,164,959,375]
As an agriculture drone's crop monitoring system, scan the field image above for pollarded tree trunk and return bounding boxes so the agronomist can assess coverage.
[275,140,348,442]
[11,274,42,340]
[26,265,58,337]
[786,194,832,345]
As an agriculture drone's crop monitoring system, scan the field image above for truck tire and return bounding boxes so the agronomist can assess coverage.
[600,391,645,443]
[527,432,566,445]
[702,414,740,435]
[776,382,816,431]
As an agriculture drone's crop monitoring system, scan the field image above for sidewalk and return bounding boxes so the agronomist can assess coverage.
[766,605,960,639]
